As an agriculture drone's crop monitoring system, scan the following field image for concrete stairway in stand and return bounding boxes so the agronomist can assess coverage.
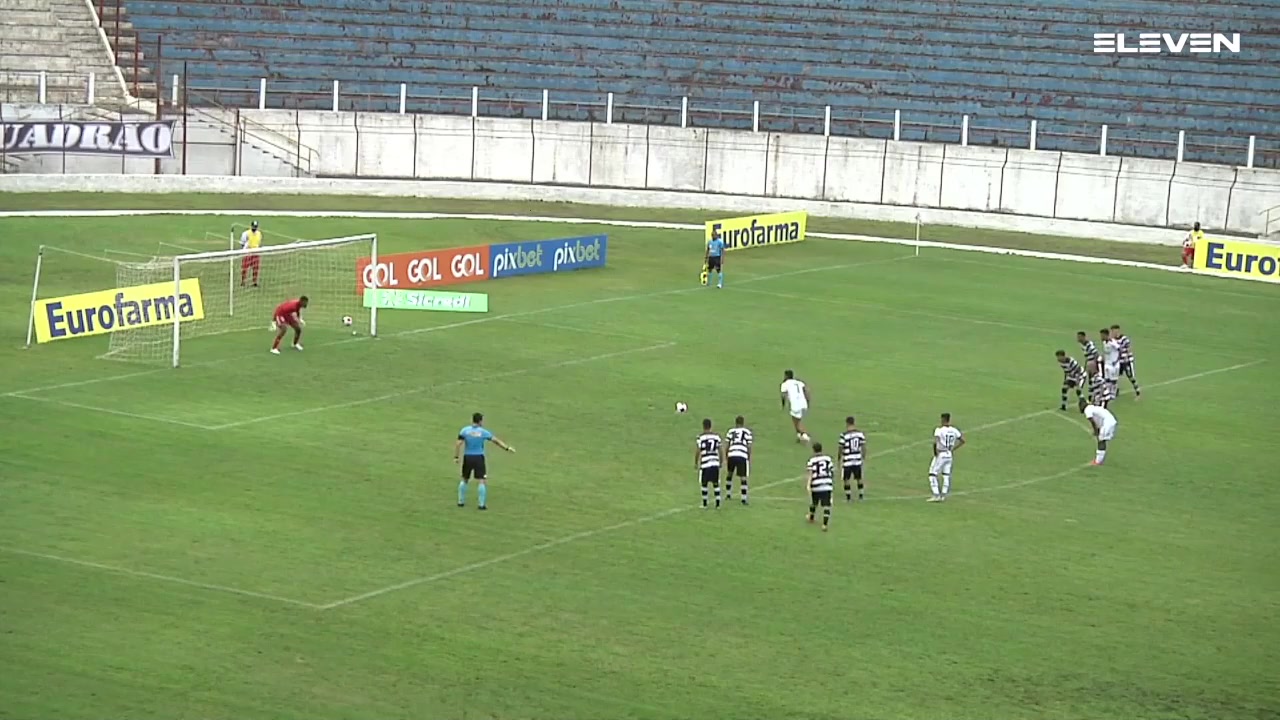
[0,0,127,104]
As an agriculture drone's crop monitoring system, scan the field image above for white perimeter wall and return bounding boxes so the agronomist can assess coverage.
[5,107,1279,236]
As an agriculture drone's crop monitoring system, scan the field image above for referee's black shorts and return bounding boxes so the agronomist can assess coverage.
[706,255,722,271]
[461,455,487,480]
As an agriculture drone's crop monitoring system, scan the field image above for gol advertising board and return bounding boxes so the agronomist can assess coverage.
[356,245,490,290]
[488,235,608,279]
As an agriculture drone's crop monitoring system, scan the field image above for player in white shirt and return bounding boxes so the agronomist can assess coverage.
[779,369,811,443]
[1079,399,1118,466]
[1099,328,1122,399]
[927,412,964,502]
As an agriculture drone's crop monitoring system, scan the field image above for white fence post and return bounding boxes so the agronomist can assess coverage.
[38,71,46,104]
[399,83,406,114]
[1246,135,1256,168]
[258,78,266,110]
[471,86,478,118]
[331,79,339,112]
[823,105,831,137]
[541,89,548,122]
[680,97,688,128]
[1177,130,1185,163]
[961,115,969,146]
[1029,119,1037,151]
[752,100,759,132]
[86,72,95,104]
[893,109,901,142]
[171,74,178,105]
[1100,124,1108,157]
[606,92,614,124]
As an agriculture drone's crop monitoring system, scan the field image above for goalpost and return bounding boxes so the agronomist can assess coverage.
[25,234,378,368]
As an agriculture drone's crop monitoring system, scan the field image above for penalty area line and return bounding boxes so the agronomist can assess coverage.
[319,405,1054,610]
[0,546,323,609]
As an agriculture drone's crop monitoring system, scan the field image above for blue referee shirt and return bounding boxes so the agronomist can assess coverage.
[458,425,494,455]
[707,238,726,257]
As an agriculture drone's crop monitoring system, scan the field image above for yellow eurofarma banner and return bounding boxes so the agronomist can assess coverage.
[704,211,808,252]
[33,279,206,343]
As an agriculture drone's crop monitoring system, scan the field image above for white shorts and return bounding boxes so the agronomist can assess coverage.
[789,407,807,420]
[929,456,953,475]
[1098,422,1117,442]
[1104,363,1120,381]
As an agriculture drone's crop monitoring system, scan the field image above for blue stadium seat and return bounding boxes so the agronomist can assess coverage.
[122,0,1280,165]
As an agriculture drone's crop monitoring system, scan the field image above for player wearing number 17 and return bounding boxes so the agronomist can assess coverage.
[270,295,307,354]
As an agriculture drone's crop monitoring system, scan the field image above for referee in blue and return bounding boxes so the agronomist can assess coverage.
[454,412,514,510]
[704,233,726,288]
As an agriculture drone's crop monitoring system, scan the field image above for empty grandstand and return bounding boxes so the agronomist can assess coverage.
[93,0,1280,167]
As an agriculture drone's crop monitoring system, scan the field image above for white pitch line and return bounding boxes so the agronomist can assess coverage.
[753,463,1093,504]
[1144,359,1265,388]
[1051,411,1097,436]
[212,341,677,430]
[9,393,219,430]
[0,546,322,609]
[319,405,1054,610]
[2,255,909,400]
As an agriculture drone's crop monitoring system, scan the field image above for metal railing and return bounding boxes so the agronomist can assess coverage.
[1261,204,1280,238]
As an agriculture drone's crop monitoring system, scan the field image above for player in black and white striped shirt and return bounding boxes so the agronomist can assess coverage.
[805,443,836,531]
[1086,360,1114,408]
[1110,324,1142,398]
[1055,350,1086,411]
[694,418,724,509]
[724,415,753,505]
[1076,331,1100,369]
[837,416,867,502]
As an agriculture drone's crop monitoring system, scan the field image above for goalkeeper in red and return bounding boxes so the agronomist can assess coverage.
[270,295,307,354]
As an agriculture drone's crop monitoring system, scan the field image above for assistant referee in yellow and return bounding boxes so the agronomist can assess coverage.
[240,220,262,286]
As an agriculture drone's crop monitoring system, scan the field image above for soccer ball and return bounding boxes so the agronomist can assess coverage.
[341,315,353,327]
[675,401,688,414]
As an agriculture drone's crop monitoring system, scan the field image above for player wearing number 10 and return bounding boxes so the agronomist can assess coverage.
[455,412,515,510]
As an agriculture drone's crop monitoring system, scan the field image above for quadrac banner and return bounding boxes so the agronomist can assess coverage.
[488,235,608,279]
[2,121,176,157]
[704,211,808,252]
[1193,238,1280,283]
[357,245,491,290]
[33,279,205,343]
[362,289,489,313]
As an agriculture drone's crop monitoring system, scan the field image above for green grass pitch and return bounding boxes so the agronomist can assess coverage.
[0,195,1277,720]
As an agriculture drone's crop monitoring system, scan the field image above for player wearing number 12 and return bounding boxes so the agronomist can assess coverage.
[455,412,515,510]
[270,296,307,354]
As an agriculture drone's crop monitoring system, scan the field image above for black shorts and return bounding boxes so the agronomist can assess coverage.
[1064,376,1083,388]
[726,457,749,478]
[1120,361,1134,377]
[461,455,487,480]
[810,490,833,507]
[842,464,863,482]
[706,255,722,271]
[699,466,721,486]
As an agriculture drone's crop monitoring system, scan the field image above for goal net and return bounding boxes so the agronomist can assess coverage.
[26,234,378,367]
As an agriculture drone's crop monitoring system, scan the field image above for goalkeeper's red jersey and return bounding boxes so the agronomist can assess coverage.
[274,299,303,318]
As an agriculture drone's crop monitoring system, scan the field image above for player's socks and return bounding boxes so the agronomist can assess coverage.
[477,483,487,508]
[1059,386,1068,410]
[701,485,709,508]
[941,474,951,497]
[928,473,940,498]
[844,483,853,502]
[724,481,733,497]
[716,271,723,288]
[272,337,282,351]
[857,481,865,501]
[714,486,722,508]
[822,506,831,529]
[741,481,748,504]
[457,481,467,506]
[807,506,816,522]
[1095,449,1106,464]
